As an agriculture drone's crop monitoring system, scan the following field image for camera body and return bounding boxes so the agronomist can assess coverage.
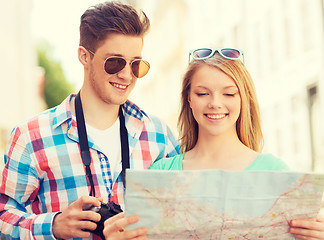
[83,202,123,239]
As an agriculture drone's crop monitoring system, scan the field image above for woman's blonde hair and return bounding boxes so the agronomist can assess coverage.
[178,52,263,153]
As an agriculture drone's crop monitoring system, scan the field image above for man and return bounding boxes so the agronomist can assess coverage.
[0,2,179,239]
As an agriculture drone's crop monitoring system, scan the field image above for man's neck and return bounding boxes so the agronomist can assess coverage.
[71,91,120,130]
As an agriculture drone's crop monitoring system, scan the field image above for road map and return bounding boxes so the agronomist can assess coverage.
[125,169,324,240]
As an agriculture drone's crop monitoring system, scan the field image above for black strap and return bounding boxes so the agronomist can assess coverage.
[75,91,130,197]
[119,107,130,187]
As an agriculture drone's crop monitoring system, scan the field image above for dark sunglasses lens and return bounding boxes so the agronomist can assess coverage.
[193,49,213,59]
[221,49,240,59]
[131,60,150,78]
[104,57,126,74]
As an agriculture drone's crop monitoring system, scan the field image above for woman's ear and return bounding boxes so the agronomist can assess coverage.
[78,46,90,67]
[188,95,192,108]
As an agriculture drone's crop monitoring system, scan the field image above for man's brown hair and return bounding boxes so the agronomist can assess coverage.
[80,1,150,52]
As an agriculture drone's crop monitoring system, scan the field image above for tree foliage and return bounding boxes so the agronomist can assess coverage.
[37,41,75,109]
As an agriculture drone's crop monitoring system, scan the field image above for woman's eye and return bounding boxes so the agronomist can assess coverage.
[197,93,208,96]
[224,93,235,97]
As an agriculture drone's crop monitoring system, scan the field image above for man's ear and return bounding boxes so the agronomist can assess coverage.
[78,46,90,67]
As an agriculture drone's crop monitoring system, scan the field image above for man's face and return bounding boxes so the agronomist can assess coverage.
[86,33,144,106]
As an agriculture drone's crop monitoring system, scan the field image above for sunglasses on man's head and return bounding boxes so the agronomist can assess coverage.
[87,49,150,78]
[189,48,244,64]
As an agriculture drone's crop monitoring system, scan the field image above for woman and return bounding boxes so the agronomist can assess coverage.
[150,47,324,239]
[150,48,287,171]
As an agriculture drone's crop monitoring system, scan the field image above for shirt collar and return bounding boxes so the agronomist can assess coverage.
[52,94,74,129]
[51,94,149,130]
[122,99,148,122]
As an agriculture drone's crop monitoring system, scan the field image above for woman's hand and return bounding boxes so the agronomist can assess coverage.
[103,212,148,240]
[290,211,324,239]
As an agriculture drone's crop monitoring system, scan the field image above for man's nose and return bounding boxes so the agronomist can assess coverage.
[117,62,133,81]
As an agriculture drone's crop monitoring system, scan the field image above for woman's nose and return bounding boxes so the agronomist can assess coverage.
[208,95,222,109]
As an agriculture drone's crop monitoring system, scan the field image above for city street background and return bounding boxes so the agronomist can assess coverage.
[1,0,324,172]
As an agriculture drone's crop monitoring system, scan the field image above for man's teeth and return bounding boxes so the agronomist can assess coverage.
[206,114,226,119]
[111,83,127,89]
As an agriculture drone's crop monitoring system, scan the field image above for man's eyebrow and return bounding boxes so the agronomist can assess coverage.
[104,53,142,59]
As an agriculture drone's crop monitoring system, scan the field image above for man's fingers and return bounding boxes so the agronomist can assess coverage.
[74,195,102,210]
[80,207,101,222]
[52,196,104,239]
[67,229,91,239]
[78,219,98,231]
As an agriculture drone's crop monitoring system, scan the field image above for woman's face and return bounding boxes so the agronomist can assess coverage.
[188,65,241,138]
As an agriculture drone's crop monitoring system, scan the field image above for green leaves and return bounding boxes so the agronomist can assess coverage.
[37,41,75,109]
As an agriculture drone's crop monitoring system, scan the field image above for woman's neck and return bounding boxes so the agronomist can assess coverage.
[183,132,258,171]
[191,132,243,160]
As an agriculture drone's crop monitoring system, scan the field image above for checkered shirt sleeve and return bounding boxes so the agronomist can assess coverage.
[0,95,179,239]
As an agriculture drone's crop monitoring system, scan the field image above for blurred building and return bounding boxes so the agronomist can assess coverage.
[129,0,324,172]
[127,0,188,133]
[243,0,324,172]
[0,0,45,167]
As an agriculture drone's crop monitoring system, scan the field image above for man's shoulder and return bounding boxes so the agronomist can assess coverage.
[123,100,163,124]
[11,95,73,134]
[124,100,171,128]
[123,100,147,121]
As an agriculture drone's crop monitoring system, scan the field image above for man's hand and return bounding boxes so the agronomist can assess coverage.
[103,212,148,240]
[52,196,103,239]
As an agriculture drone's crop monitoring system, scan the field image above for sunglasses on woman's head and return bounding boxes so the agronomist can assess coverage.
[189,48,244,64]
[87,49,150,78]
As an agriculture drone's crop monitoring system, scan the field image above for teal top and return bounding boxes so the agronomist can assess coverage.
[149,153,289,171]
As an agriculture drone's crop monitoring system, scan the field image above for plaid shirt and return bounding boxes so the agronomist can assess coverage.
[0,94,179,240]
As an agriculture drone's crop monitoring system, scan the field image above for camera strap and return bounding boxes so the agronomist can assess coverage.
[75,91,130,197]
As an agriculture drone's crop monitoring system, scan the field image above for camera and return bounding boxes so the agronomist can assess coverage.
[83,202,123,239]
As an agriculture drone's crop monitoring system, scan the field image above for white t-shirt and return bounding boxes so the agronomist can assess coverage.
[75,116,121,179]
[87,119,121,178]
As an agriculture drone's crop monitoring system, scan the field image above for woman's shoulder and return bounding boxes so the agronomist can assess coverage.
[246,153,290,171]
[149,153,184,170]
